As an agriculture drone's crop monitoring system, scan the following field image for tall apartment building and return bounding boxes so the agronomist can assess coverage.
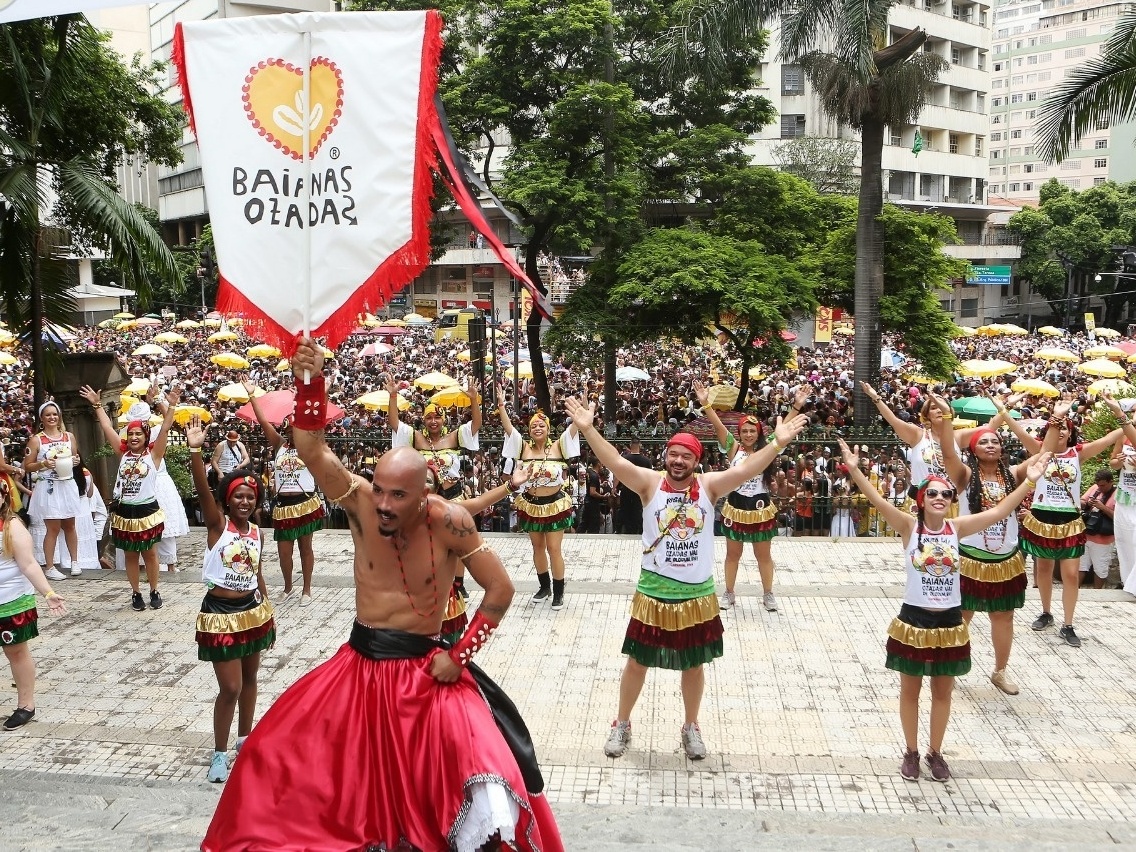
[988,0,1136,206]
[749,2,1025,326]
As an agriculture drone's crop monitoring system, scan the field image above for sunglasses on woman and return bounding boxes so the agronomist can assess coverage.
[923,488,955,499]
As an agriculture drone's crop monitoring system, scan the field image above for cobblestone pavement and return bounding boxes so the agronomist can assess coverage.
[2,531,1135,849]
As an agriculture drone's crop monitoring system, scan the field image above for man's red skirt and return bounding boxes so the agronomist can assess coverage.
[201,627,562,852]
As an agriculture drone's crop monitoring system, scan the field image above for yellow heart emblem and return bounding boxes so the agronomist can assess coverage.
[242,57,343,161]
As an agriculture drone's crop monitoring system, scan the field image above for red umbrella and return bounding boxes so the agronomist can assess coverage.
[1116,341,1136,356]
[236,389,345,426]
[373,325,408,336]
[359,342,394,357]
[681,410,748,440]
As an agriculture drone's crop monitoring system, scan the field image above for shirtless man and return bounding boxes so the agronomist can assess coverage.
[201,337,562,852]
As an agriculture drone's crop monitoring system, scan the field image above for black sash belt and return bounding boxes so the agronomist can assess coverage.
[348,622,544,794]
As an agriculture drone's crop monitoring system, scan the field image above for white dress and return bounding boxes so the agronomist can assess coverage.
[155,458,189,564]
[31,473,107,571]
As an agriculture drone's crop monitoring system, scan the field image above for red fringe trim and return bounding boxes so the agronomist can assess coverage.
[114,525,164,543]
[274,506,327,531]
[219,12,444,355]
[885,637,970,664]
[1020,528,1085,549]
[172,24,196,138]
[0,609,38,631]
[724,517,777,535]
[625,618,724,652]
[196,620,275,649]
[516,505,573,525]
[960,573,1028,600]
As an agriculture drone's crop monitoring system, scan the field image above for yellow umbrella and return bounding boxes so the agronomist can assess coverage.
[904,375,935,385]
[430,387,473,408]
[353,390,410,411]
[275,358,292,372]
[706,385,739,411]
[1078,359,1128,378]
[958,359,1017,378]
[118,395,140,415]
[217,383,265,403]
[211,352,251,370]
[172,405,212,426]
[747,367,765,380]
[384,318,408,327]
[832,326,855,336]
[321,346,335,359]
[124,378,151,395]
[1087,379,1136,397]
[131,343,167,357]
[247,344,282,359]
[134,317,163,327]
[0,352,17,366]
[204,318,223,328]
[1037,326,1064,337]
[999,323,1029,336]
[953,418,979,430]
[951,325,977,337]
[113,312,135,319]
[175,319,201,329]
[1035,347,1080,362]
[1083,345,1125,360]
[974,325,1001,336]
[456,349,493,363]
[154,332,189,345]
[413,371,459,390]
[208,330,239,343]
[1011,378,1060,398]
[1094,327,1121,338]
[117,320,139,331]
[509,361,535,379]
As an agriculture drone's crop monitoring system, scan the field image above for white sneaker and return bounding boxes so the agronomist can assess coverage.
[681,723,707,760]
[69,566,83,577]
[603,720,631,758]
[299,593,313,608]
[763,592,778,612]
[719,590,735,609]
[44,568,66,581]
[207,751,229,783]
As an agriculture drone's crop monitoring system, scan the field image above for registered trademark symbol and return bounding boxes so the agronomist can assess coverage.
[330,147,341,159]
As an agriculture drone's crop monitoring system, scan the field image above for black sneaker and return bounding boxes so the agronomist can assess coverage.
[149,590,163,610]
[3,706,34,731]
[1031,612,1054,631]
[1059,625,1081,647]
[131,591,145,612]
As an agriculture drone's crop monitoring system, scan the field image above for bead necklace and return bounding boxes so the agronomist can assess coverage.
[526,438,552,481]
[394,509,438,619]
[977,465,1008,551]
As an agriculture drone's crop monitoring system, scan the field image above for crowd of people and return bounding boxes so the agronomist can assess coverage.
[2,310,1136,843]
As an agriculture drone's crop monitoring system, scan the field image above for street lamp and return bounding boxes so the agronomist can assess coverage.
[1056,252,1075,330]
[196,247,214,319]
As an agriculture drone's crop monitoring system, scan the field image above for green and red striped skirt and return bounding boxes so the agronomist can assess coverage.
[0,595,37,646]
[272,492,326,542]
[515,489,575,534]
[885,604,971,678]
[622,571,723,671]
[196,591,275,662]
[721,492,778,543]
[959,544,1027,612]
[1020,508,1085,560]
[110,500,165,552]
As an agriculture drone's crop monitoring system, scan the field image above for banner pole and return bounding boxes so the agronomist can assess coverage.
[302,29,313,382]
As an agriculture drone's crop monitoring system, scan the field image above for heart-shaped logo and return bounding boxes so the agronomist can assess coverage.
[242,57,343,161]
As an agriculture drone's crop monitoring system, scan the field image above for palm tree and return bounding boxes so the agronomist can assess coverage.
[1037,7,1136,162]
[664,0,946,423]
[0,16,180,410]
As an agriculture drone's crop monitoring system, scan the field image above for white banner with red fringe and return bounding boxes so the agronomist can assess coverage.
[173,11,442,353]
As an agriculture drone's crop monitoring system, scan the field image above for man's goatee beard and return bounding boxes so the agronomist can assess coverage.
[378,527,395,538]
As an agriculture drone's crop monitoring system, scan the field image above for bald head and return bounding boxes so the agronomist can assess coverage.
[376,446,429,492]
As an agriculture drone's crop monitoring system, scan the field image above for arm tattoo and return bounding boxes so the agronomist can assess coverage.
[443,506,477,538]
[478,602,508,620]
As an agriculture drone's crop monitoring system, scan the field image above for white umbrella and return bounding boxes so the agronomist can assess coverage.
[615,366,650,382]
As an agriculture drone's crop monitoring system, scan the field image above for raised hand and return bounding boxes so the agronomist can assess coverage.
[241,374,257,395]
[165,384,182,407]
[859,381,880,402]
[290,336,325,379]
[509,463,533,490]
[383,373,398,396]
[564,396,596,431]
[692,381,709,408]
[773,413,809,447]
[793,385,811,411]
[1025,452,1053,484]
[185,415,209,450]
[78,385,102,406]
[836,437,859,468]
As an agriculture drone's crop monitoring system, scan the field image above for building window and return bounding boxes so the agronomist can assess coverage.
[990,184,1001,193]
[991,132,1002,141]
[890,131,902,146]
[1094,177,1107,185]
[1026,109,1037,119]
[1010,93,1024,103]
[992,150,1001,159]
[1095,138,1108,149]
[951,48,962,64]
[1095,158,1108,168]
[1010,183,1021,191]
[993,79,1004,88]
[1065,47,1086,58]
[992,97,1003,107]
[1061,159,1081,170]
[1027,55,1038,65]
[975,136,984,156]
[781,64,804,95]
[1067,27,1086,37]
[1059,178,1081,188]
[780,114,806,138]
[993,115,1001,124]
[1096,118,1110,129]
[1024,146,1034,155]
[994,61,1003,71]
[1027,91,1038,101]
[1024,163,1034,172]
[949,133,960,153]
[1011,75,1024,84]
[1024,182,1033,190]
[961,298,979,318]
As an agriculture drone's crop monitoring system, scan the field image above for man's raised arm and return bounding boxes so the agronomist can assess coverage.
[290,336,366,514]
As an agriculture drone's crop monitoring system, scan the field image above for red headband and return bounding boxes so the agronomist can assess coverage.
[120,420,151,453]
[666,432,703,461]
[968,426,998,454]
[225,474,260,505]
[915,476,954,508]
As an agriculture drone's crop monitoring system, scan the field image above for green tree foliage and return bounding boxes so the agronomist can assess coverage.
[770,136,860,196]
[351,0,773,413]
[611,228,816,400]
[1007,179,1136,326]
[0,15,183,406]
